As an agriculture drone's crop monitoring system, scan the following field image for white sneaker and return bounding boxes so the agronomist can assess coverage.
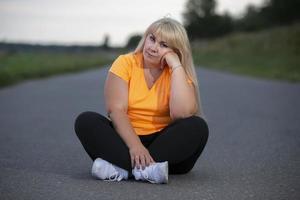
[132,161,168,184]
[91,158,128,181]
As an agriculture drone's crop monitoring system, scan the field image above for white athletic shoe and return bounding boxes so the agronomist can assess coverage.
[91,158,128,181]
[132,161,168,184]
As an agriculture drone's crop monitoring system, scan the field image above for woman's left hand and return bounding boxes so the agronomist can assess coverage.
[160,51,181,70]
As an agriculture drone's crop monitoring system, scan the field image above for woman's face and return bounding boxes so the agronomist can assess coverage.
[142,32,172,67]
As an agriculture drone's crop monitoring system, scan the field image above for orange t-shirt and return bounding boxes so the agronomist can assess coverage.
[109,52,190,135]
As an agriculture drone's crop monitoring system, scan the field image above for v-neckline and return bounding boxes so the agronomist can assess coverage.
[143,67,165,91]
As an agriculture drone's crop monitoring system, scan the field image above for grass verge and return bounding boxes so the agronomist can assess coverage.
[192,23,300,82]
[0,50,115,87]
[1,23,299,88]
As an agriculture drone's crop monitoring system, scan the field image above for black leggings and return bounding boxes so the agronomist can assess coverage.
[74,111,209,174]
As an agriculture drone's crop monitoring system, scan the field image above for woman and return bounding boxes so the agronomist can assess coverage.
[74,17,209,184]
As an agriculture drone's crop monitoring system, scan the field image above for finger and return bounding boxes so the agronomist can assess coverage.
[135,155,140,169]
[160,59,164,69]
[130,154,135,168]
[160,51,170,64]
[161,51,174,67]
[149,156,155,164]
[160,55,166,69]
[145,155,151,166]
[140,155,146,170]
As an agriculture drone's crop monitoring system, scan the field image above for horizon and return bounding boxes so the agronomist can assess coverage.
[0,0,264,47]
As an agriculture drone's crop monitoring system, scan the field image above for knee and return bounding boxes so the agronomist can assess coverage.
[183,116,209,142]
[74,111,100,136]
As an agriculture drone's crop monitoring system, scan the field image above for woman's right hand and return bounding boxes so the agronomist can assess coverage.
[129,144,155,169]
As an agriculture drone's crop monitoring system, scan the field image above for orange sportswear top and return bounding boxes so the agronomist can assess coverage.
[109,52,191,135]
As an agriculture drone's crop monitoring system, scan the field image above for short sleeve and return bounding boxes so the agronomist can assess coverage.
[109,55,131,82]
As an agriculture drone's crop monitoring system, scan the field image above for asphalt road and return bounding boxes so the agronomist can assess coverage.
[0,67,299,200]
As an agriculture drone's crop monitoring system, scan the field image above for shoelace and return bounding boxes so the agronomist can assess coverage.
[104,164,123,182]
[140,166,157,184]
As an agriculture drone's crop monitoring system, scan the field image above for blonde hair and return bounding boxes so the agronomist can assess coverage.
[134,17,204,117]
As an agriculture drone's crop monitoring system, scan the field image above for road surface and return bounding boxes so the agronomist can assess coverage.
[0,67,299,200]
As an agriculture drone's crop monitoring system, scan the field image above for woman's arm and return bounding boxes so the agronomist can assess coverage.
[104,72,154,169]
[164,53,197,120]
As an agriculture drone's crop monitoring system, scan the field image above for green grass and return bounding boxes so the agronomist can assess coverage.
[1,23,299,88]
[192,23,300,82]
[0,50,115,87]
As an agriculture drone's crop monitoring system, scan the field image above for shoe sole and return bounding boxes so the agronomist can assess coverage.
[162,161,169,184]
[91,158,101,179]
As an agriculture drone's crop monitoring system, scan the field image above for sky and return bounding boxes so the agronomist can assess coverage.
[0,0,265,47]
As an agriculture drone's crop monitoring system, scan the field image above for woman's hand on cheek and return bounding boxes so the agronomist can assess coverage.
[160,50,172,70]
[160,55,167,70]
[162,51,181,70]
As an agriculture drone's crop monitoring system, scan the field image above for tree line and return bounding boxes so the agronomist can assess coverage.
[126,0,300,48]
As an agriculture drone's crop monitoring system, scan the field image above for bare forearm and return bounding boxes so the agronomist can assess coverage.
[170,67,196,118]
[109,109,142,149]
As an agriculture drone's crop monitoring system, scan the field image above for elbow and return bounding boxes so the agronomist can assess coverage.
[106,105,127,118]
[170,103,197,120]
[170,108,196,121]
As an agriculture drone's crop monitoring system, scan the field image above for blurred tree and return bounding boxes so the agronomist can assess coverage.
[234,4,268,32]
[185,0,216,18]
[235,0,300,32]
[102,34,110,49]
[183,0,233,40]
[261,0,300,25]
[200,0,216,17]
[126,34,142,49]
